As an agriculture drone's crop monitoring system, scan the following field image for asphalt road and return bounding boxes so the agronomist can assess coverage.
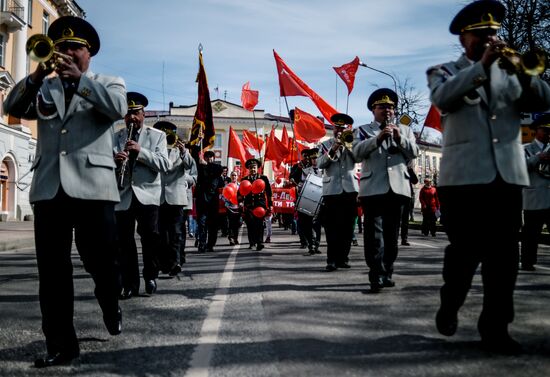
[0,226,549,377]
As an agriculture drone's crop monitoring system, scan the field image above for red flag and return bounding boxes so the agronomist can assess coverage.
[281,125,289,146]
[264,129,289,165]
[273,50,338,124]
[241,81,259,111]
[271,161,289,180]
[285,137,307,165]
[189,51,215,152]
[227,126,247,164]
[424,104,442,132]
[333,56,360,95]
[242,130,264,159]
[293,107,326,143]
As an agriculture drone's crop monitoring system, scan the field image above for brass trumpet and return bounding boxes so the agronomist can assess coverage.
[338,129,354,151]
[495,45,547,76]
[26,34,72,71]
[165,130,179,148]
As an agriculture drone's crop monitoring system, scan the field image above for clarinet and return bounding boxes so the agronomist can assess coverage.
[118,122,135,189]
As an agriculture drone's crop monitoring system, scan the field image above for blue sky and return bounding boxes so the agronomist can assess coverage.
[76,0,465,130]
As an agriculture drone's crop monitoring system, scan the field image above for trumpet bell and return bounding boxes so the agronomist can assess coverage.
[166,131,179,147]
[26,34,55,63]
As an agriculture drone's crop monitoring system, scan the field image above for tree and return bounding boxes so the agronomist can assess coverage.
[499,0,550,82]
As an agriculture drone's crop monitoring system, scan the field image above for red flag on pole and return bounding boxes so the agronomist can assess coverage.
[264,129,289,165]
[273,50,338,124]
[242,130,264,159]
[293,107,326,143]
[281,125,289,146]
[333,56,360,95]
[241,81,259,111]
[227,126,247,164]
[189,50,215,152]
[285,137,307,165]
[424,104,442,132]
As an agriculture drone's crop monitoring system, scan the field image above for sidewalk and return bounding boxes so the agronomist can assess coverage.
[0,220,34,251]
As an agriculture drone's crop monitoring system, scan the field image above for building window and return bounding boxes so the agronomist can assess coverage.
[0,34,5,67]
[27,0,33,26]
[214,133,222,148]
[42,11,49,34]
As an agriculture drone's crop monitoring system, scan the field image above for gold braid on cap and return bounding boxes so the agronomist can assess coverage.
[462,12,501,32]
[128,100,144,110]
[54,27,91,48]
[373,95,395,107]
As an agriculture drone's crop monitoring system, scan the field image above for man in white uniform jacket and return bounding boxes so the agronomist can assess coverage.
[113,92,171,299]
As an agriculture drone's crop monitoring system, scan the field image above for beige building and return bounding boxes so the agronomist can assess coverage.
[0,0,83,220]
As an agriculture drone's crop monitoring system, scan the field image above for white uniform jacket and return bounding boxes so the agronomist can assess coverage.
[161,148,197,206]
[113,126,171,210]
[316,138,359,197]
[3,71,127,203]
[427,54,550,187]
[353,121,419,198]
[523,140,550,211]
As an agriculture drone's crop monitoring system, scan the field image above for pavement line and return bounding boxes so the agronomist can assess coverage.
[185,239,240,377]
[411,242,441,249]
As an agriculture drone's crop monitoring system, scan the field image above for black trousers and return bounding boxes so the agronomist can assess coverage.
[115,195,160,293]
[244,210,265,246]
[158,203,184,271]
[33,188,120,356]
[438,177,522,337]
[322,192,357,265]
[361,192,408,283]
[227,209,242,241]
[180,209,190,263]
[196,201,219,252]
[521,208,550,267]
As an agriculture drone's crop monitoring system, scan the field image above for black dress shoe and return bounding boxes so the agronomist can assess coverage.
[381,276,395,287]
[369,280,383,293]
[435,308,458,336]
[256,244,264,251]
[336,262,351,269]
[169,264,182,276]
[120,288,136,300]
[401,240,410,246]
[520,264,536,271]
[145,279,157,295]
[325,263,337,272]
[104,306,122,336]
[34,351,78,368]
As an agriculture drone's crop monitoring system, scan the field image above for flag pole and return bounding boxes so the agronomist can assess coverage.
[283,96,295,182]
[335,72,338,111]
[346,94,350,115]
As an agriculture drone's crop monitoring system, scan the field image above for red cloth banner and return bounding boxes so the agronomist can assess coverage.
[424,104,442,132]
[242,130,264,159]
[333,56,360,95]
[227,126,247,164]
[272,187,297,214]
[294,107,326,143]
[264,129,289,165]
[273,50,338,124]
[241,81,259,111]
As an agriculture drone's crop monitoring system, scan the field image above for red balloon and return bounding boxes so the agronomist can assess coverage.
[227,182,238,191]
[252,206,266,218]
[222,185,236,203]
[276,177,283,184]
[251,179,265,194]
[239,180,252,196]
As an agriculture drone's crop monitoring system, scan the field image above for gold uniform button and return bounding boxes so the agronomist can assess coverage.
[473,76,485,85]
[388,167,393,171]
[60,151,67,156]
[61,129,68,134]
[492,138,499,143]
[491,114,497,120]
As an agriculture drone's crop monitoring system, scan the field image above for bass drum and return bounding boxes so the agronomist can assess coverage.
[295,174,323,218]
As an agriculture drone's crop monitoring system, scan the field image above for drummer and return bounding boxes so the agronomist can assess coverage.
[300,148,323,255]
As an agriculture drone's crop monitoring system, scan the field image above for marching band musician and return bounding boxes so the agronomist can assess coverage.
[289,148,312,249]
[317,113,359,271]
[521,114,550,271]
[240,158,273,251]
[153,121,197,276]
[427,0,550,354]
[114,92,171,299]
[3,16,127,367]
[353,88,419,293]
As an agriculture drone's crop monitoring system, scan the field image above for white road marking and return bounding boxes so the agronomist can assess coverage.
[184,238,240,377]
